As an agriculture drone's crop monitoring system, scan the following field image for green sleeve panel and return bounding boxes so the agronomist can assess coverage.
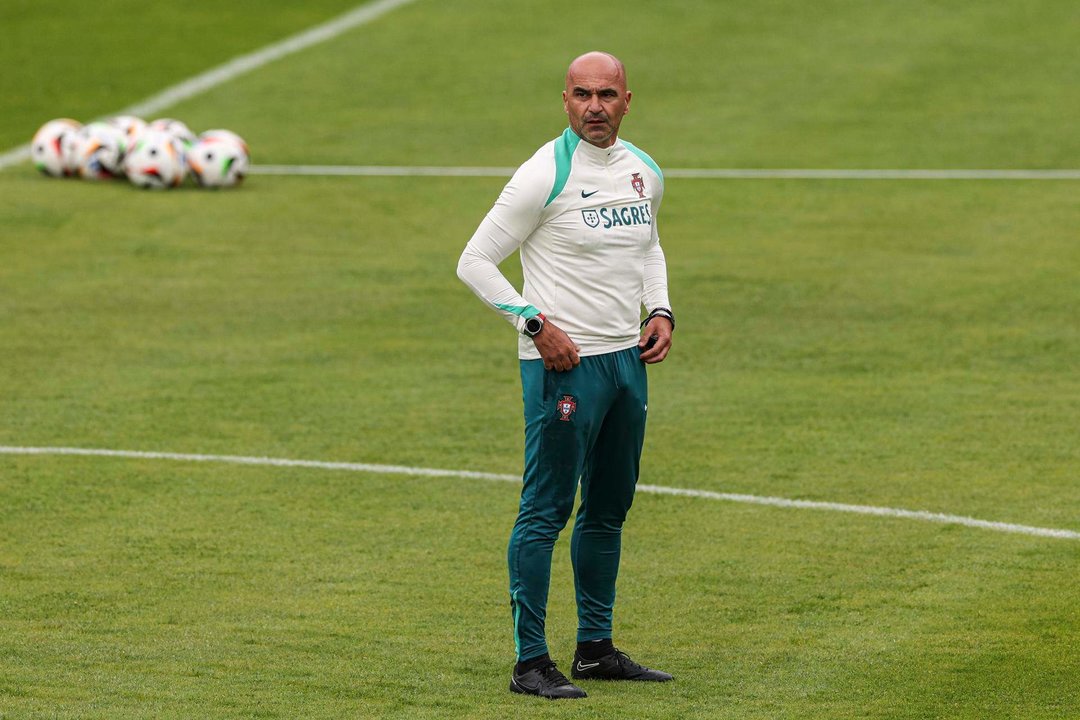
[495,302,542,319]
[621,139,664,187]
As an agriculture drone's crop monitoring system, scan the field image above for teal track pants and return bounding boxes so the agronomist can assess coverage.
[509,346,648,661]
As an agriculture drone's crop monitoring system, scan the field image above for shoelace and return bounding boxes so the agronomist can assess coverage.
[538,662,573,686]
[615,651,647,672]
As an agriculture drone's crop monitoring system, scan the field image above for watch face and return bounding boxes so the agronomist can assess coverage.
[525,317,542,335]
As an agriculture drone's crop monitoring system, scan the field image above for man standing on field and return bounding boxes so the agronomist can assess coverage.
[457,51,675,700]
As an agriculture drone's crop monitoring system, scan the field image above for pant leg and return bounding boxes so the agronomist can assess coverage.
[570,347,648,642]
[509,357,612,660]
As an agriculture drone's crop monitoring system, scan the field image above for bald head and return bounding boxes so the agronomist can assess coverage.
[565,51,627,89]
[563,51,632,148]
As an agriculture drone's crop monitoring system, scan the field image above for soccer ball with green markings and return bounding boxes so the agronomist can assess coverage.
[31,118,82,177]
[187,131,249,188]
[123,130,187,189]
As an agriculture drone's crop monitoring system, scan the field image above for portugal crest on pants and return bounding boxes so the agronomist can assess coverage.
[557,395,577,422]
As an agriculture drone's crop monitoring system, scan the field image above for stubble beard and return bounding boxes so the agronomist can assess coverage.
[580,116,616,147]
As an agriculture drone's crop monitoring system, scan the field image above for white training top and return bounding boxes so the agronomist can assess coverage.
[457,128,672,360]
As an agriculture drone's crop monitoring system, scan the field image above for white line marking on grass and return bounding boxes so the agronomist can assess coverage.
[0,145,32,170]
[666,168,1080,180]
[2,445,1077,541]
[0,445,514,482]
[247,164,1080,180]
[636,484,1080,540]
[253,164,520,177]
[0,0,419,171]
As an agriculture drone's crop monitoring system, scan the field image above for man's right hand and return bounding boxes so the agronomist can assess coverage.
[531,320,580,372]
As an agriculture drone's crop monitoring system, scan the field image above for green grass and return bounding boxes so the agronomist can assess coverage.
[2,0,1079,717]
[0,0,364,150]
[156,0,1080,169]
[3,458,1077,719]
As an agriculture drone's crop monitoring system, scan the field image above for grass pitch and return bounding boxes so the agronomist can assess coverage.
[2,1,1079,718]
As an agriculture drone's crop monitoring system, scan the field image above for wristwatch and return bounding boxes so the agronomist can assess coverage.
[523,313,546,337]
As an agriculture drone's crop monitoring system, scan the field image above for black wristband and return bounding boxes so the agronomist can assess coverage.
[641,307,675,332]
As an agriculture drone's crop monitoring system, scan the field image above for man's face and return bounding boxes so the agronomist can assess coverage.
[563,60,631,148]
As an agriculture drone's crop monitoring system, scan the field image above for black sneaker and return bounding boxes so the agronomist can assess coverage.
[510,662,588,699]
[571,648,674,682]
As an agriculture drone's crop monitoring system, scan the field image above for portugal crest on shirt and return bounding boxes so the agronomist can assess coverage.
[557,395,577,422]
[630,172,646,198]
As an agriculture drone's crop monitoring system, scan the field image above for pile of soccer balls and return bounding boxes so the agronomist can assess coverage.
[31,116,249,190]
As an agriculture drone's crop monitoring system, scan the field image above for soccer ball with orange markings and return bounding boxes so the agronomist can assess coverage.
[123,130,187,189]
[188,131,249,188]
[106,115,148,144]
[72,121,128,180]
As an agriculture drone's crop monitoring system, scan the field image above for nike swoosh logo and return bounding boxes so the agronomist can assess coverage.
[575,661,600,671]
[580,189,599,198]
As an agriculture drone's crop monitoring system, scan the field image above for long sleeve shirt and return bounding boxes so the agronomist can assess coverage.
[457,127,672,360]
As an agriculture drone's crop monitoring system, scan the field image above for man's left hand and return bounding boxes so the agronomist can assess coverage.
[638,316,673,364]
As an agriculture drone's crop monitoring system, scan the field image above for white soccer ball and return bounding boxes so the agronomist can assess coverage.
[73,121,129,180]
[60,130,84,176]
[147,118,197,148]
[106,115,148,143]
[198,128,249,154]
[31,118,82,177]
[123,130,187,189]
[188,133,249,188]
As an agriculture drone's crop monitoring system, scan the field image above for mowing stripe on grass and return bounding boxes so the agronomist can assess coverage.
[2,445,1077,541]
[0,0,418,171]
[248,164,1080,180]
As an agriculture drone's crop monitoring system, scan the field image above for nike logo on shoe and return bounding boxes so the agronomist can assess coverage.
[580,189,599,198]
[572,649,674,682]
